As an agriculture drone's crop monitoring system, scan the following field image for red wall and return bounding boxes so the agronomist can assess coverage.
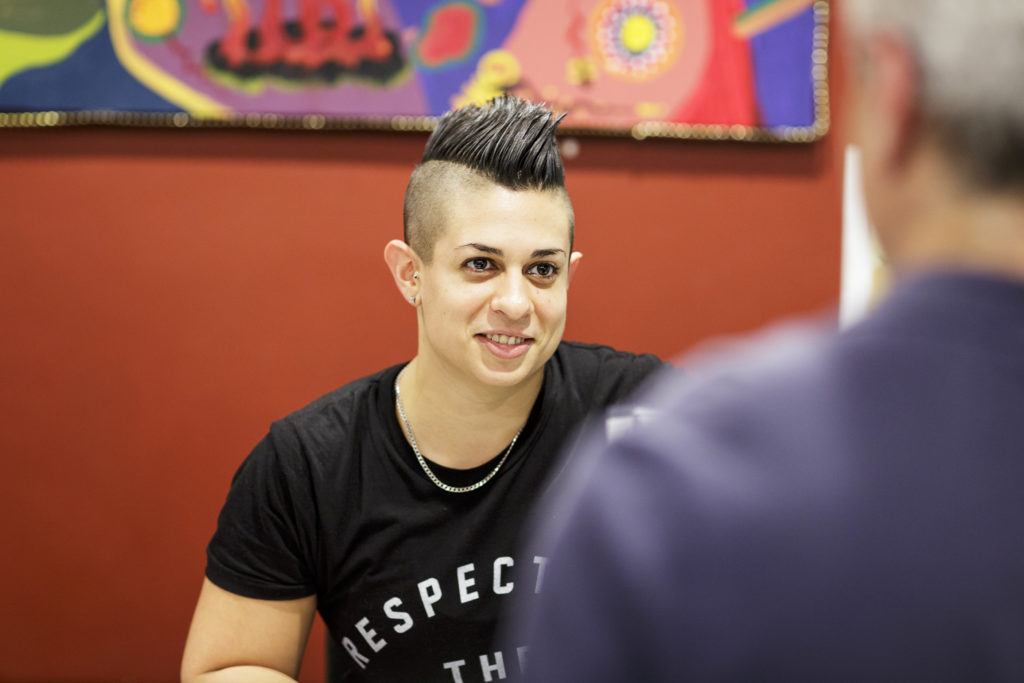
[0,42,844,683]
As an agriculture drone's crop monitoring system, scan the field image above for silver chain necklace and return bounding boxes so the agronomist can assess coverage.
[394,368,524,493]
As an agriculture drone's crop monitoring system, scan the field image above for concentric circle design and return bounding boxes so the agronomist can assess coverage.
[591,0,682,82]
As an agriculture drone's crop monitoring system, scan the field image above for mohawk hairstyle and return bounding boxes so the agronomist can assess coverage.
[421,95,568,190]
[404,96,573,262]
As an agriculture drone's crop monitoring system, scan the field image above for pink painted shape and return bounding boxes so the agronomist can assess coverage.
[501,0,712,130]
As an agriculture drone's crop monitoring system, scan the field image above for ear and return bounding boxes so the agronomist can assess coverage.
[384,239,421,305]
[567,251,583,285]
[862,32,920,171]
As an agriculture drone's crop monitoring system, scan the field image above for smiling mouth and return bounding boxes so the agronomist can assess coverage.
[480,333,530,345]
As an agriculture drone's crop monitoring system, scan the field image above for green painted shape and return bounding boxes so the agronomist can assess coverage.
[0,0,104,35]
[0,7,105,89]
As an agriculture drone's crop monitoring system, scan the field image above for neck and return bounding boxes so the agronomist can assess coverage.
[395,358,542,470]
[886,190,1024,282]
[880,145,1024,281]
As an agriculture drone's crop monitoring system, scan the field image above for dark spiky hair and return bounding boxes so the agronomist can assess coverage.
[420,95,568,190]
[403,97,573,262]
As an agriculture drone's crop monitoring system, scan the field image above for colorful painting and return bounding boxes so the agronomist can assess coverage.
[0,0,829,141]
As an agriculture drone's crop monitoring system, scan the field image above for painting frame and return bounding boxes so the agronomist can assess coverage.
[0,0,830,142]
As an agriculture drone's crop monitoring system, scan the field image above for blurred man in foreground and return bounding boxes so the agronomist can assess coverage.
[519,1,1024,680]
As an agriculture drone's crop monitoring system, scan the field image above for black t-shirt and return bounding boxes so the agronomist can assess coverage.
[206,341,665,682]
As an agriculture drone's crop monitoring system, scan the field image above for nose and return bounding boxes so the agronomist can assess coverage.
[490,272,533,321]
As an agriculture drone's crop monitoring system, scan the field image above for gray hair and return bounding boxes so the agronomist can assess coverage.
[843,0,1024,189]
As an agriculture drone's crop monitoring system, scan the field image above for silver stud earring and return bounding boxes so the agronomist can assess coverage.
[413,272,419,280]
[409,295,416,304]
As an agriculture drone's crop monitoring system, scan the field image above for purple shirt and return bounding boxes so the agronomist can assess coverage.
[519,270,1024,682]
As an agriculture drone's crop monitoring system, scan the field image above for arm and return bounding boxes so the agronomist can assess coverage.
[181,578,317,683]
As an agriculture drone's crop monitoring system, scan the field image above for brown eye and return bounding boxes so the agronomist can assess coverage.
[527,262,560,279]
[464,257,494,272]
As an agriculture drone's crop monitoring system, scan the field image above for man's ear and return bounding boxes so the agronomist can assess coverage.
[568,251,583,285]
[864,31,921,171]
[384,240,421,305]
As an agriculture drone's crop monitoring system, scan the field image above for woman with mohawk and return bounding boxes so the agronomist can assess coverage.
[182,96,666,682]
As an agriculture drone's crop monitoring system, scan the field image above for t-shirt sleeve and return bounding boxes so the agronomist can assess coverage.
[205,422,319,600]
[590,345,673,404]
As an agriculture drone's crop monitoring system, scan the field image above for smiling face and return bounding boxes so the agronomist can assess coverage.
[414,179,579,392]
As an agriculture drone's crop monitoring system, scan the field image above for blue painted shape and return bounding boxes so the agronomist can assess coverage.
[0,22,176,112]
[390,0,529,115]
[745,4,816,128]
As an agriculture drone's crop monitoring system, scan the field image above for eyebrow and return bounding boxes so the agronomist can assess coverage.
[457,243,567,259]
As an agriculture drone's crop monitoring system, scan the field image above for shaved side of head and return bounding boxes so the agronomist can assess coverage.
[403,96,573,263]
